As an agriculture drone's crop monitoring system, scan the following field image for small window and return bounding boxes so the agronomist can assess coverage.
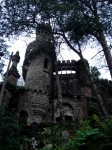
[44,58,48,69]
[56,116,61,122]
[38,30,41,34]
[20,110,28,118]
[65,115,73,122]
[18,110,28,125]
[45,31,48,34]
[77,95,81,101]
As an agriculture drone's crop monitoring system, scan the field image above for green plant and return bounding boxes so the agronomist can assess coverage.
[0,105,21,150]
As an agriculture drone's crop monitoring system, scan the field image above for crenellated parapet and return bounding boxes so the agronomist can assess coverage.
[53,60,76,72]
[53,59,92,99]
[36,23,52,42]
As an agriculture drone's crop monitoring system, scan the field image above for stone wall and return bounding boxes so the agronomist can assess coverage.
[54,96,87,121]
[18,53,53,124]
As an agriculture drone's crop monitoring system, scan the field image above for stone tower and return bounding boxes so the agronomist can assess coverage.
[19,24,55,124]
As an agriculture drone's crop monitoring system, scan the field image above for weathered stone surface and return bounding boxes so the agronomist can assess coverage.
[18,24,91,123]
[19,38,53,123]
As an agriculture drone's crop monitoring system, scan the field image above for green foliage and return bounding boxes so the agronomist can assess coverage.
[107,98,112,113]
[6,81,28,94]
[8,85,28,111]
[26,118,111,150]
[15,85,29,94]
[0,109,112,150]
[0,38,9,75]
[0,105,21,150]
[1,0,111,39]
[50,118,112,150]
[89,105,103,117]
[98,79,112,93]
[76,59,89,68]
[91,66,101,80]
[9,66,19,75]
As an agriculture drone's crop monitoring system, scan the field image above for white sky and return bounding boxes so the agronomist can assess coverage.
[3,35,111,82]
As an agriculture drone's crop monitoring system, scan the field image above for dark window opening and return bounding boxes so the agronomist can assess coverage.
[77,95,81,101]
[19,110,28,125]
[45,31,48,34]
[56,117,61,122]
[20,110,28,118]
[28,122,38,138]
[37,30,41,34]
[44,58,48,69]
[65,115,73,122]
[29,48,32,52]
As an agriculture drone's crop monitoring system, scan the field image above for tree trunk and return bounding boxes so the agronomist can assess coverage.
[80,52,109,119]
[97,31,112,79]
[0,52,13,106]
[89,0,112,78]
[55,54,65,124]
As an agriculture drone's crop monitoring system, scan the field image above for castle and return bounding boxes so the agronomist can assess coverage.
[3,24,92,124]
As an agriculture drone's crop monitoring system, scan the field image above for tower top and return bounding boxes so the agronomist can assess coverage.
[36,23,53,42]
[12,51,20,63]
[36,23,52,35]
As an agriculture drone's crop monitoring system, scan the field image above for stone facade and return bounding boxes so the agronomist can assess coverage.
[4,24,92,124]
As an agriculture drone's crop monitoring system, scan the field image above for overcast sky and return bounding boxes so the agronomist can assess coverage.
[3,35,111,82]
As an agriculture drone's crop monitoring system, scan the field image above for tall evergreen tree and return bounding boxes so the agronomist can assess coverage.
[80,0,112,78]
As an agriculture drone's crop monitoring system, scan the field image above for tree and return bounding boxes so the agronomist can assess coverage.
[54,52,65,124]
[0,1,10,73]
[91,66,101,80]
[48,0,109,118]
[60,0,112,78]
[81,0,112,78]
[0,38,9,76]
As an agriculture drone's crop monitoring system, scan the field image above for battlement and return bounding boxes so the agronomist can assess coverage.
[57,60,76,64]
[53,60,76,72]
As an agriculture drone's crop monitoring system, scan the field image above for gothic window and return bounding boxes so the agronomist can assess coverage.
[18,110,28,125]
[44,58,48,69]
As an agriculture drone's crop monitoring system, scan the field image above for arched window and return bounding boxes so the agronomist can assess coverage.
[65,115,73,122]
[56,116,61,122]
[55,103,74,122]
[18,110,28,125]
[44,58,48,69]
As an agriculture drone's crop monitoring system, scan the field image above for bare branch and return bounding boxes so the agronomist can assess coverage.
[91,50,103,60]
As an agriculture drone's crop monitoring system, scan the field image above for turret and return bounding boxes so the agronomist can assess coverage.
[21,24,55,124]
